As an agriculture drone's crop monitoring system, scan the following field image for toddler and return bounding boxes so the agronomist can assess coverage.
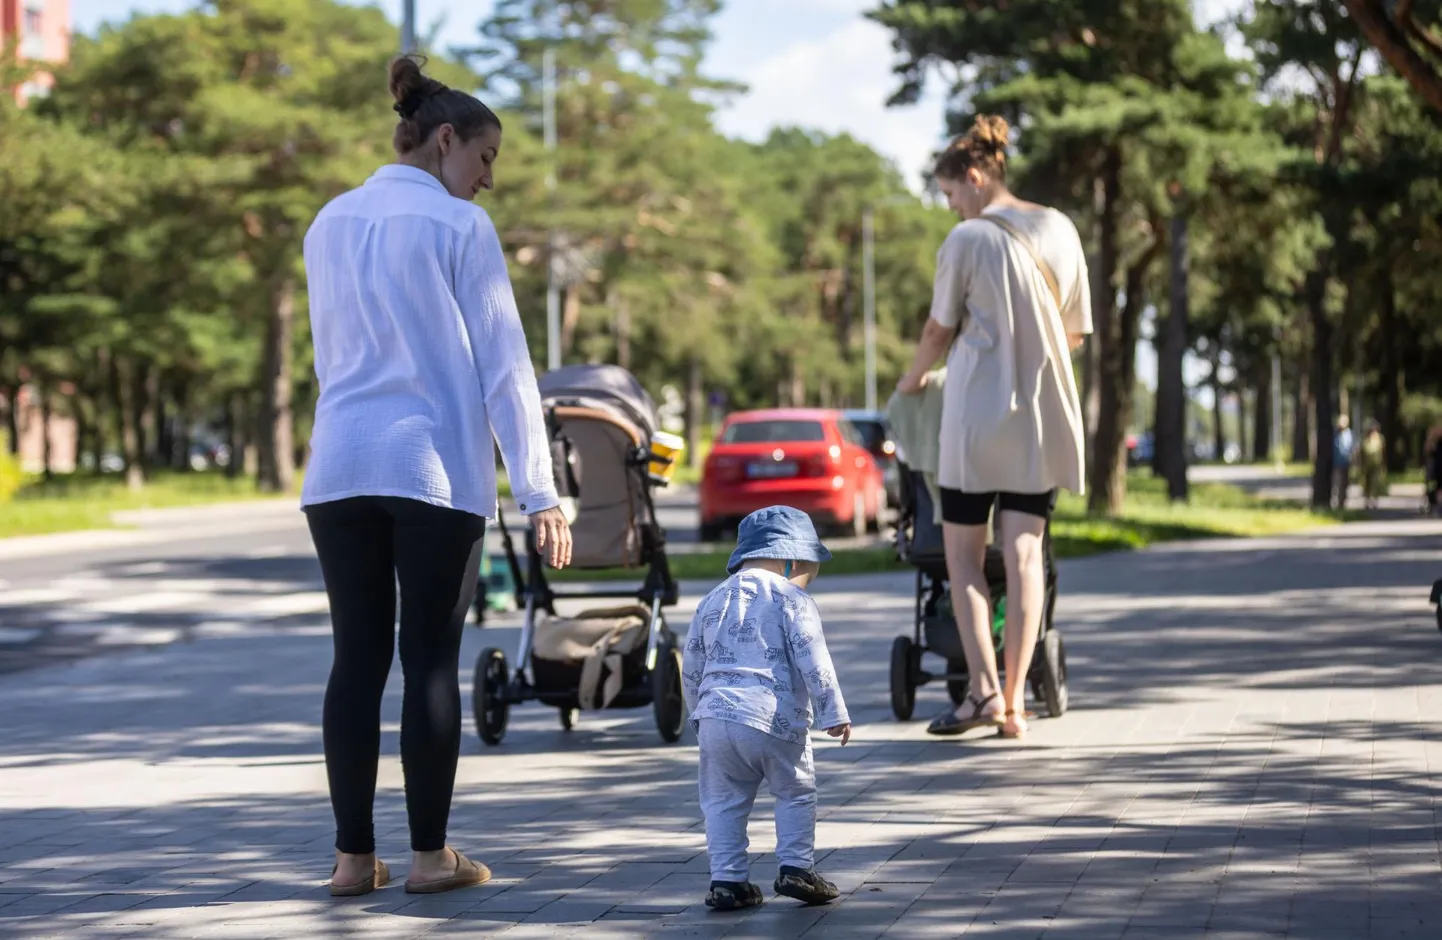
[682,506,851,911]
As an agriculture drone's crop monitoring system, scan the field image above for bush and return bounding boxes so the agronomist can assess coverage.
[0,449,23,504]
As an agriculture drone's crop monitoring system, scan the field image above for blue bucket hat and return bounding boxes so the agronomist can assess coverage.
[727,506,833,575]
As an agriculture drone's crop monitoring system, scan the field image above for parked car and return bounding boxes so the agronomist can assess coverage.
[699,409,887,541]
[842,409,901,509]
[1126,431,1154,467]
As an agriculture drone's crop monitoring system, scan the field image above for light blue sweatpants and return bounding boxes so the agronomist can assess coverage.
[697,718,817,882]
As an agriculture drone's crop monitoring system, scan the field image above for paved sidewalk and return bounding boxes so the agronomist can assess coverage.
[2,518,1441,938]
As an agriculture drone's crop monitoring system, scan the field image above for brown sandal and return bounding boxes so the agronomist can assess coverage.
[405,849,492,894]
[998,709,1028,739]
[330,858,390,897]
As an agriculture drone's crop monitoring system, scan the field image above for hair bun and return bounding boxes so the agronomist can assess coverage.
[972,114,1010,153]
[389,55,446,108]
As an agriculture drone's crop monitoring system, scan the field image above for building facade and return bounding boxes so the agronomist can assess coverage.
[2,0,70,105]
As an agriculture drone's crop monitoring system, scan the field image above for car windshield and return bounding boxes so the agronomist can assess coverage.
[721,420,827,444]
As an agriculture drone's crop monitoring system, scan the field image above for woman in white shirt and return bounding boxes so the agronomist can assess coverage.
[896,116,1091,741]
[302,56,572,897]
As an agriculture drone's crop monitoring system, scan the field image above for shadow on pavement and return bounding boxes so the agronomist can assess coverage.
[2,521,1441,937]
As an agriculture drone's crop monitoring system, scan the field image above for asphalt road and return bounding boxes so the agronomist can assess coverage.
[2,465,1419,676]
[0,486,719,675]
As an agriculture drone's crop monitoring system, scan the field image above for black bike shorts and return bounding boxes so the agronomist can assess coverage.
[939,488,1056,526]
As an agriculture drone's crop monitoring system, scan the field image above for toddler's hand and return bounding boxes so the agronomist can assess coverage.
[826,723,851,746]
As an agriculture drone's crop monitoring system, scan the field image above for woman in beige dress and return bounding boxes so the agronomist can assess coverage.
[896,116,1091,739]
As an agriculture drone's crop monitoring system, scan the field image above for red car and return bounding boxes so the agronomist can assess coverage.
[699,409,888,541]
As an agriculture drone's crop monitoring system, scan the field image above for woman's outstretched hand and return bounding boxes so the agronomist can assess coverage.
[896,371,929,396]
[530,507,573,569]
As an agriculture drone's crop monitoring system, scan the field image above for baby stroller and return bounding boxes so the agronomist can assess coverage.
[471,364,685,746]
[887,461,1069,722]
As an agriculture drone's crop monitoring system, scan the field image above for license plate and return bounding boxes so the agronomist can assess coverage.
[748,460,797,479]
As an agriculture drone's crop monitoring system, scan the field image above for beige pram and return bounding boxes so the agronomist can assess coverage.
[470,364,685,746]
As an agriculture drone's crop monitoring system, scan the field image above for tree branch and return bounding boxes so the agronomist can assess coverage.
[1324,45,1365,164]
[1342,0,1442,113]
[1398,2,1442,63]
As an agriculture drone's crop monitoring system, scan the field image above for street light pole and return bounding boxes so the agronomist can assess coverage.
[400,0,416,53]
[543,48,560,372]
[862,208,877,413]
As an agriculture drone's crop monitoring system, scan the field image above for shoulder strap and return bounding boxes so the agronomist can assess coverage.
[979,213,1064,312]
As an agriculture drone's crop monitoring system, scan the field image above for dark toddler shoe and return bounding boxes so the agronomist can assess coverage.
[774,866,840,905]
[705,880,764,911]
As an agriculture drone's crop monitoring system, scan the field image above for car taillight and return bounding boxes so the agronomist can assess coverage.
[801,454,830,477]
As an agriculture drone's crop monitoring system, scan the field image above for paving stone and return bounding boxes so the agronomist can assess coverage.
[1,517,1440,937]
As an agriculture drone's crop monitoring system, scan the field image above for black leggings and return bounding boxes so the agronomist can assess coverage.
[305,496,485,854]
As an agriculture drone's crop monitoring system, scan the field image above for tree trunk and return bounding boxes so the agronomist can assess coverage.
[1239,385,1253,462]
[1291,363,1311,463]
[684,357,703,468]
[74,391,92,475]
[2,386,17,456]
[257,278,297,493]
[1306,267,1336,509]
[1084,154,1118,483]
[171,375,192,471]
[111,355,145,490]
[225,392,243,479]
[560,284,583,360]
[613,293,631,371]
[1210,350,1226,462]
[133,362,153,470]
[1089,213,1158,514]
[1253,359,1272,466]
[37,380,53,480]
[1154,213,1189,501]
[1084,148,1130,513]
[145,364,163,467]
[152,370,169,469]
[1378,267,1406,473]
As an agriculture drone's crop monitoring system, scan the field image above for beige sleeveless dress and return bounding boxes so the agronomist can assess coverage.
[928,204,1092,496]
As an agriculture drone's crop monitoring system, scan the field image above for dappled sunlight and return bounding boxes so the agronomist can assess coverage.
[3,522,1442,935]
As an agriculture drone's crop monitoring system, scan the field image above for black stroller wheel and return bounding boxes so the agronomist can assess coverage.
[559,707,579,730]
[890,636,917,721]
[472,647,510,746]
[1038,630,1068,718]
[653,640,686,743]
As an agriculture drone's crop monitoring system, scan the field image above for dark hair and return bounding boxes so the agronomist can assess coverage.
[933,114,1009,182]
[389,55,501,155]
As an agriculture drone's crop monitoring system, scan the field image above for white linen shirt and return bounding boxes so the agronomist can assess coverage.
[681,569,850,745]
[300,164,558,518]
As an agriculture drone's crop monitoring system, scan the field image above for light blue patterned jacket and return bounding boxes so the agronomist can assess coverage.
[681,569,850,745]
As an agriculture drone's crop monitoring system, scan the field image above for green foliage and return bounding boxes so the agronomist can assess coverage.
[3,0,1439,517]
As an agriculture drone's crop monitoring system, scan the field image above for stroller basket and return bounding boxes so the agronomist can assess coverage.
[471,364,686,748]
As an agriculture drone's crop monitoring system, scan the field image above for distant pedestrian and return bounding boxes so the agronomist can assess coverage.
[301,55,572,897]
[682,507,851,911]
[896,114,1091,739]
[1425,425,1442,517]
[1359,420,1386,509]
[1332,416,1355,509]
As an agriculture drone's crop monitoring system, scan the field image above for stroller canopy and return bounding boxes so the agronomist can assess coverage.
[538,364,660,441]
